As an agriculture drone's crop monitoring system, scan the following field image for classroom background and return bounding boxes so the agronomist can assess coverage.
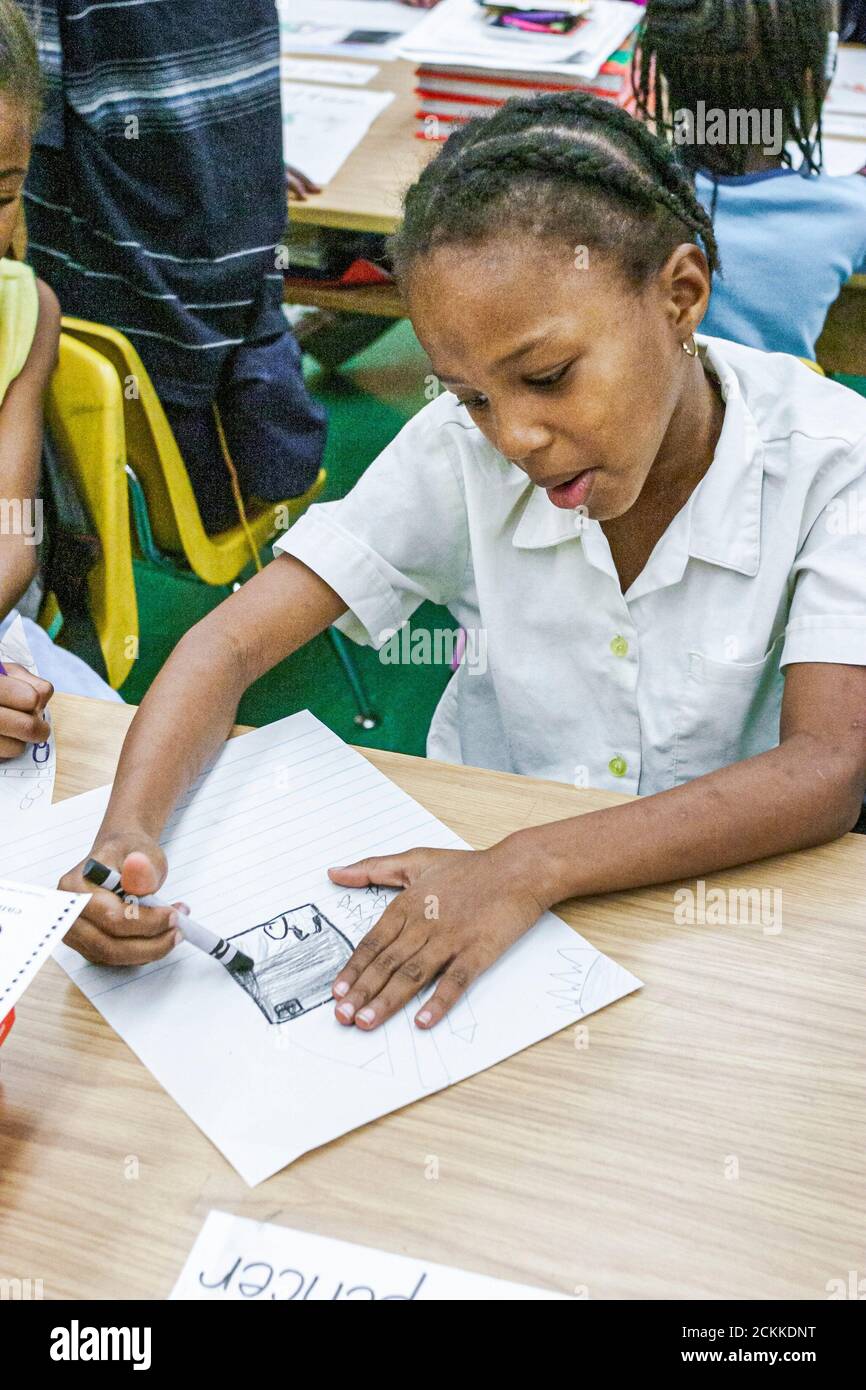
[14,0,866,755]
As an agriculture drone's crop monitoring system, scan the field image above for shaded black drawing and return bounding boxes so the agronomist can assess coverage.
[228,903,353,1024]
[227,888,483,1090]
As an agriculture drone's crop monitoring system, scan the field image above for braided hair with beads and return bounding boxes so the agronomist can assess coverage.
[388,90,720,291]
[633,0,836,176]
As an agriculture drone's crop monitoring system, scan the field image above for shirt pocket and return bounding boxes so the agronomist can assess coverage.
[672,636,785,785]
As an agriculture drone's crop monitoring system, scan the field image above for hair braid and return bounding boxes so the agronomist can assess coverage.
[634,0,833,175]
[392,89,720,286]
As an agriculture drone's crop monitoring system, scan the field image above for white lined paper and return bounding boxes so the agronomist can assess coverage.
[0,711,641,1185]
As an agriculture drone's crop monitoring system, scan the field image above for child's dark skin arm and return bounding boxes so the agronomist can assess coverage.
[62,564,866,994]
[59,555,347,963]
[0,280,60,756]
[327,661,866,1031]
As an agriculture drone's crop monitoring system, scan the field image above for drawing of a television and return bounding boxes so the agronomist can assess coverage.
[228,903,354,1024]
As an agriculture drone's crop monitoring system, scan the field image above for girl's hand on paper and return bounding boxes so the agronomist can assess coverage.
[328,841,546,1030]
[59,838,186,966]
[0,663,52,759]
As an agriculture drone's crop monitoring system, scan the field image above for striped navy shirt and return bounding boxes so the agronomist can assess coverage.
[18,0,287,405]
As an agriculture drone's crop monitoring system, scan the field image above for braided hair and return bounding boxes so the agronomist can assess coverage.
[388,90,720,289]
[634,0,834,175]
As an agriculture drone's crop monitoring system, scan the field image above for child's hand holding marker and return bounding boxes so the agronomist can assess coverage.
[0,657,53,760]
[60,838,186,966]
[61,843,255,973]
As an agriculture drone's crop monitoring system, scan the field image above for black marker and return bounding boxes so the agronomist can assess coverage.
[83,859,254,976]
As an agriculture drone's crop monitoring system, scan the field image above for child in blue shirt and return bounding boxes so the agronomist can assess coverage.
[634,0,866,359]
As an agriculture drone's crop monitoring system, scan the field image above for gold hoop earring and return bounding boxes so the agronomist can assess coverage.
[682,334,698,357]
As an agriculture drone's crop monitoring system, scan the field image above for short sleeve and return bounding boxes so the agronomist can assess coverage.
[781,435,866,666]
[273,396,471,648]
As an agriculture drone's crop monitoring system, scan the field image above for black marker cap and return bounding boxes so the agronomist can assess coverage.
[82,858,113,886]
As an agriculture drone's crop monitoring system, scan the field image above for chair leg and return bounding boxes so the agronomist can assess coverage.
[125,465,174,568]
[327,628,380,730]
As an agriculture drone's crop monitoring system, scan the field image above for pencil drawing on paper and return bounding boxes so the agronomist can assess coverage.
[547,946,607,1013]
[228,903,354,1024]
[226,884,481,1089]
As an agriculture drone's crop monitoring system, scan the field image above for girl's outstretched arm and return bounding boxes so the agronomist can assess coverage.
[327,661,866,1032]
[60,554,346,964]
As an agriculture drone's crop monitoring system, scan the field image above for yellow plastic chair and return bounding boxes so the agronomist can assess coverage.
[45,334,139,689]
[60,316,326,587]
[60,317,379,726]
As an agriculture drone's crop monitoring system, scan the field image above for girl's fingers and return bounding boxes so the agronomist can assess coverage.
[332,900,408,1004]
[0,665,53,713]
[63,917,181,967]
[328,850,428,890]
[0,735,26,759]
[335,927,429,1024]
[89,888,179,939]
[414,954,484,1029]
[350,947,442,1030]
[0,703,51,746]
[58,874,177,940]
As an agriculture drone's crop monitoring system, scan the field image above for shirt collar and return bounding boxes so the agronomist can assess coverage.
[686,336,763,577]
[511,334,763,579]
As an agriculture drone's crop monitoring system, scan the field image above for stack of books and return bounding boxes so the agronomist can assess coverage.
[396,0,642,142]
[413,39,638,141]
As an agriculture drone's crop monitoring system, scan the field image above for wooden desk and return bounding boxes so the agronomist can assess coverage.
[286,56,866,376]
[287,60,426,235]
[1,692,864,1299]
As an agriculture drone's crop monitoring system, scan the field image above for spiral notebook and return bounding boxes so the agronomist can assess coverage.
[0,879,90,1018]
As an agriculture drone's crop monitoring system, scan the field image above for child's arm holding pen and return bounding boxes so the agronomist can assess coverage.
[58,554,347,965]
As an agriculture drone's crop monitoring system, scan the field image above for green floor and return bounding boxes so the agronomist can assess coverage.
[114,330,866,758]
[118,320,455,757]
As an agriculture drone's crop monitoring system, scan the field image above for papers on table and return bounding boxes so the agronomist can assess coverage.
[281,59,379,86]
[171,1210,573,1300]
[396,0,642,79]
[0,614,57,821]
[282,82,395,183]
[0,710,641,1186]
[279,0,426,62]
[825,45,866,138]
[0,878,90,1018]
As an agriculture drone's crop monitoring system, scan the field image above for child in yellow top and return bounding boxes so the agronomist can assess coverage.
[0,0,119,762]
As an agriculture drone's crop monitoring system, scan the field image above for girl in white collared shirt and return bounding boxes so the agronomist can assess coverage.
[277,332,866,797]
[63,92,866,1034]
